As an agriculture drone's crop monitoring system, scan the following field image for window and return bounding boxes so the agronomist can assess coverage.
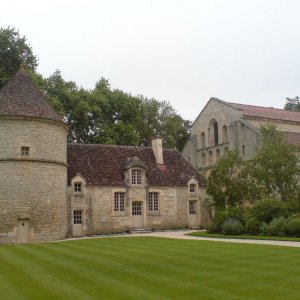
[190,184,196,193]
[201,153,206,166]
[209,120,219,146]
[242,145,245,157]
[114,192,125,212]
[148,192,159,212]
[222,125,228,143]
[200,132,206,148]
[189,201,196,214]
[21,146,29,156]
[73,210,82,224]
[74,183,82,192]
[132,202,142,215]
[131,169,142,185]
[209,151,213,164]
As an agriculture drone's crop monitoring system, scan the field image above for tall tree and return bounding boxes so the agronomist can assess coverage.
[284,96,300,112]
[0,27,38,88]
[206,151,260,212]
[253,125,299,201]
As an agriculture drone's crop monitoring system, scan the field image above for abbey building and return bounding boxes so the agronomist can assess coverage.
[182,97,300,171]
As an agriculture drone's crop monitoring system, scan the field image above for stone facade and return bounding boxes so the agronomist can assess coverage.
[182,97,300,171]
[0,70,207,244]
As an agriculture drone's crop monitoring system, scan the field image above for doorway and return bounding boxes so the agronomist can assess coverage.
[17,219,30,243]
[188,201,198,228]
[73,210,83,237]
[132,202,143,228]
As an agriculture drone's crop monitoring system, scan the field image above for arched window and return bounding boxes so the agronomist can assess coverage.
[209,151,213,164]
[222,125,228,143]
[209,120,219,146]
[216,149,221,161]
[201,153,206,166]
[200,132,205,148]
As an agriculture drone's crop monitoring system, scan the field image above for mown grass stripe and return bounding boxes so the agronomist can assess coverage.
[0,237,299,300]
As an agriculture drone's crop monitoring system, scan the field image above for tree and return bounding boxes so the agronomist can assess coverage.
[284,96,300,112]
[0,27,38,88]
[253,125,300,201]
[206,151,260,212]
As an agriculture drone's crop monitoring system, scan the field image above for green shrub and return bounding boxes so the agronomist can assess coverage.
[245,217,261,235]
[248,199,285,223]
[227,207,245,224]
[286,218,300,237]
[209,211,229,233]
[222,219,244,235]
[260,217,286,236]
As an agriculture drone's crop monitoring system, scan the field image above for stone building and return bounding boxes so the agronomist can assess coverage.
[0,69,206,244]
[182,97,300,171]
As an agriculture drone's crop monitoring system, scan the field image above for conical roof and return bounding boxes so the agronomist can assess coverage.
[0,69,63,123]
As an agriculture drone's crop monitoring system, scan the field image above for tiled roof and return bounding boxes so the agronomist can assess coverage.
[281,131,300,147]
[228,102,300,123]
[67,144,205,187]
[0,69,63,123]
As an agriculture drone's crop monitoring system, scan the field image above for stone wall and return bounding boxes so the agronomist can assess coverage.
[0,161,67,243]
[0,117,68,244]
[0,117,67,162]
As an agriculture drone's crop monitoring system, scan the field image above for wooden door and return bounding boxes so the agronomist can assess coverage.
[17,219,30,243]
[132,202,143,228]
[188,201,198,228]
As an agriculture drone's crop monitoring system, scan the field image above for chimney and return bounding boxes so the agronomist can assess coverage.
[152,136,164,164]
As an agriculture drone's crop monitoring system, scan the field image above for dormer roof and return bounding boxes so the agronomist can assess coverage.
[0,69,63,124]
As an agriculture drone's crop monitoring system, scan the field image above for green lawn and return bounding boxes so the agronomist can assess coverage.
[0,237,299,300]
[189,231,300,242]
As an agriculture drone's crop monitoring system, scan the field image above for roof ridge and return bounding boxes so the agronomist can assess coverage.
[228,101,300,113]
[67,143,178,151]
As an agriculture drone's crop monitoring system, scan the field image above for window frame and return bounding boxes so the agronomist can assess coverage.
[131,169,142,185]
[148,192,159,212]
[74,182,82,193]
[114,192,125,212]
[73,210,82,224]
[189,184,196,193]
[21,146,30,157]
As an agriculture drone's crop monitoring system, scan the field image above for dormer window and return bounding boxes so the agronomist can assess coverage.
[74,183,82,193]
[21,146,30,157]
[190,184,196,193]
[131,169,142,185]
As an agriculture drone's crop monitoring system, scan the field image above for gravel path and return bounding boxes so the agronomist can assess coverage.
[129,230,300,248]
[64,230,300,248]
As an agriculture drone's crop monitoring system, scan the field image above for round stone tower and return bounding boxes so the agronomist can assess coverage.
[0,68,68,244]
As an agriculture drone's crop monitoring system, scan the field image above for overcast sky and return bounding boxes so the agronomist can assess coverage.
[1,0,300,120]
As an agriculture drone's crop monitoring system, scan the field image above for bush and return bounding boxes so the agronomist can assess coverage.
[245,217,261,235]
[260,217,286,236]
[222,219,244,235]
[286,218,300,237]
[209,207,245,233]
[248,199,286,223]
[208,211,229,233]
